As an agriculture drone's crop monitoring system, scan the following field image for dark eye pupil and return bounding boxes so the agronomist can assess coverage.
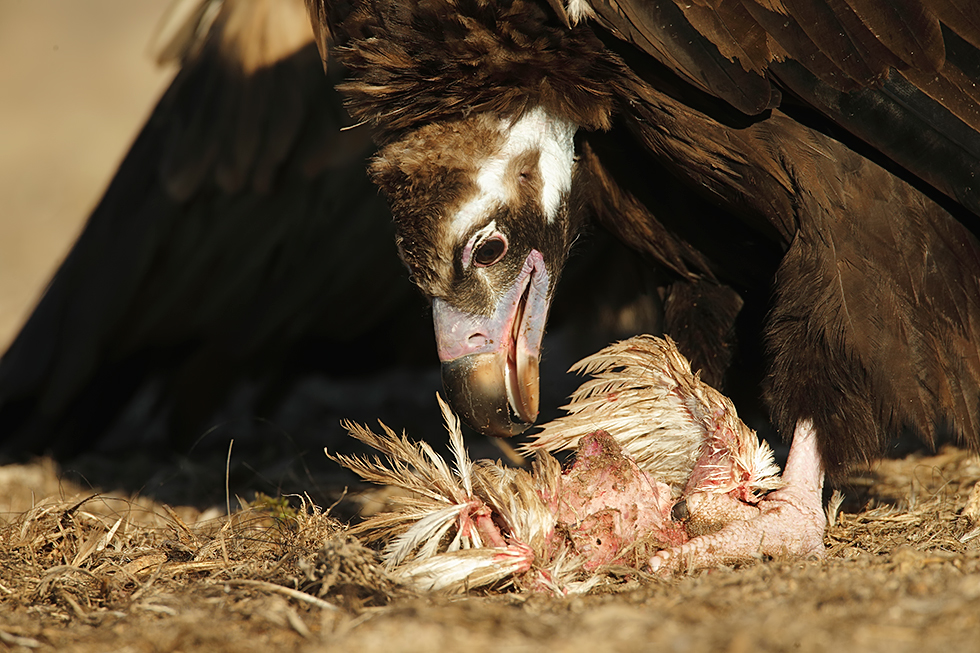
[475,237,506,266]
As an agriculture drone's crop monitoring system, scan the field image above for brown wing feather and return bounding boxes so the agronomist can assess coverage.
[777,0,904,82]
[899,26,980,132]
[159,0,315,199]
[842,0,945,71]
[586,1,980,130]
[586,0,777,113]
[764,163,980,475]
[620,72,980,478]
[931,0,980,49]
[673,0,773,74]
[578,0,980,223]
[0,0,419,455]
[740,1,860,90]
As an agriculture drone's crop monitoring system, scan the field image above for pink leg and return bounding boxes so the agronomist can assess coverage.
[649,419,826,573]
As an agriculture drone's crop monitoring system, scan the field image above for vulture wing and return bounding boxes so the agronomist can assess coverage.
[0,0,419,457]
[584,0,980,214]
[575,0,980,475]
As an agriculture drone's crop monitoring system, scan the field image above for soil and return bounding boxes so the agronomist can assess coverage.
[1,445,979,653]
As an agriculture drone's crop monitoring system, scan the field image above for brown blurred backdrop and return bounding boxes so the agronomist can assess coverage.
[0,0,173,351]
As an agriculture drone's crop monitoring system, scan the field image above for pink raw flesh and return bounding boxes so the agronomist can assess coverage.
[649,420,826,573]
[556,431,687,570]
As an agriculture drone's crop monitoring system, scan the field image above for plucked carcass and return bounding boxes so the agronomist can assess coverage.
[330,336,786,590]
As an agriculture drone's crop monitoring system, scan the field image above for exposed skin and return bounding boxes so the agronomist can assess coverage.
[336,337,814,584]
[555,431,687,570]
[552,427,827,576]
[650,420,827,573]
[370,109,581,438]
[338,424,807,586]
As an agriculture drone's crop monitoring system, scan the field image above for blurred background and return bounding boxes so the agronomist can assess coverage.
[0,1,173,352]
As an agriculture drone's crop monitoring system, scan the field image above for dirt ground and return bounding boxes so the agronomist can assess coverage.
[0,445,978,653]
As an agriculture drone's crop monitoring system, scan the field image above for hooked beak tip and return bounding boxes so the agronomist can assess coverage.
[441,354,538,437]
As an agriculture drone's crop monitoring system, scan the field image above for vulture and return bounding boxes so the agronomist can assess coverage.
[306,0,980,567]
[0,0,977,566]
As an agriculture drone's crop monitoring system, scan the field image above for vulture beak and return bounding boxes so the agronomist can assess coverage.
[433,250,550,437]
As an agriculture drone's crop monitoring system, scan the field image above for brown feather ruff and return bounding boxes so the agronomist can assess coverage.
[330,0,628,140]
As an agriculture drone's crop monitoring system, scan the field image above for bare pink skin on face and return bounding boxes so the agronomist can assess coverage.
[649,420,827,573]
[555,431,687,570]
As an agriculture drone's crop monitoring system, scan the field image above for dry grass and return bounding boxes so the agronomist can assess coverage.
[0,447,978,652]
[0,478,402,651]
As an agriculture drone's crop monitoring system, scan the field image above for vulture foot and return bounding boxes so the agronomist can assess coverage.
[649,420,826,573]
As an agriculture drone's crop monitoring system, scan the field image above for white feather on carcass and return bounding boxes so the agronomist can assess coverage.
[528,336,781,494]
[327,336,782,594]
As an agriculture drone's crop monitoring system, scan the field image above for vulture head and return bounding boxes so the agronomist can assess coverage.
[339,1,625,436]
[370,109,583,435]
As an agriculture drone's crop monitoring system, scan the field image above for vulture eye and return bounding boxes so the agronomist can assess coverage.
[473,236,507,267]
